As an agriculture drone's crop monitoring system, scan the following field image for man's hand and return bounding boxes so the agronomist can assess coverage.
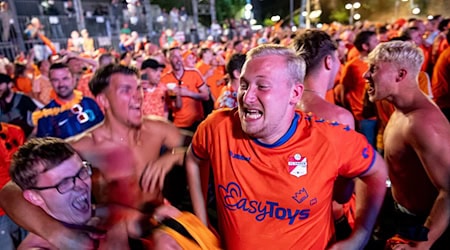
[140,151,183,193]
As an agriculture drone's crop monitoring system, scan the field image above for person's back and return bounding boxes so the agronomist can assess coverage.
[293,29,356,240]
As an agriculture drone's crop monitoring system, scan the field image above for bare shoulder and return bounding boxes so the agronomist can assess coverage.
[406,104,450,144]
[331,103,355,130]
[141,115,179,133]
[66,124,110,152]
[66,131,96,150]
[142,116,192,137]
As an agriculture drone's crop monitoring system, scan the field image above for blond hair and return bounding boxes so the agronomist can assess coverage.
[368,41,424,76]
[244,44,305,85]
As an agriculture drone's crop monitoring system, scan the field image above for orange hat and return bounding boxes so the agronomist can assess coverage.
[182,50,197,61]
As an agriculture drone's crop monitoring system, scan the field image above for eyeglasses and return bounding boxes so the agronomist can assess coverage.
[30,161,92,194]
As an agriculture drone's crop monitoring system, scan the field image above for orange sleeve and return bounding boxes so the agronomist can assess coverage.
[15,77,33,94]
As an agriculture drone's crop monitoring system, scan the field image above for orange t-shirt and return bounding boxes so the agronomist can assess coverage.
[32,75,55,105]
[76,73,94,99]
[161,69,205,127]
[196,61,226,101]
[419,44,431,72]
[418,71,432,98]
[0,123,25,216]
[14,76,32,94]
[346,47,360,62]
[191,110,376,249]
[432,47,450,109]
[142,83,168,118]
[341,57,369,121]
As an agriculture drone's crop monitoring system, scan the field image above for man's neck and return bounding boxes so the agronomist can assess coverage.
[103,116,140,144]
[304,76,327,98]
[173,68,184,79]
[56,94,75,104]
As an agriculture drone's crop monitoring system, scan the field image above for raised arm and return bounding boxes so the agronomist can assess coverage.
[0,181,95,249]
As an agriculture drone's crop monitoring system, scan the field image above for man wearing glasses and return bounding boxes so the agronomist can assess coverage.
[8,137,150,249]
[9,137,220,249]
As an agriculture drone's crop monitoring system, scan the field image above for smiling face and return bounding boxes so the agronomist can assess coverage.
[104,73,143,127]
[27,155,92,225]
[169,49,183,71]
[238,54,302,144]
[49,67,76,100]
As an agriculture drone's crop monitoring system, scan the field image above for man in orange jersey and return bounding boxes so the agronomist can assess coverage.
[187,44,387,249]
[364,41,450,249]
[341,30,379,146]
[161,47,209,132]
[195,47,226,102]
[432,31,450,121]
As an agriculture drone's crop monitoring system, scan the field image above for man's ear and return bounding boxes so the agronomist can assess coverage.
[232,69,240,80]
[23,190,44,206]
[396,69,407,82]
[362,43,369,52]
[96,93,109,110]
[324,55,333,70]
[290,83,304,105]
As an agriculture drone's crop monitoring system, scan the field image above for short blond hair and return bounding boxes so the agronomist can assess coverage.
[244,44,305,85]
[368,41,424,76]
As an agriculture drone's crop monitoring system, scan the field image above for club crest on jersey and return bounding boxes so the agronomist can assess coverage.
[288,153,307,177]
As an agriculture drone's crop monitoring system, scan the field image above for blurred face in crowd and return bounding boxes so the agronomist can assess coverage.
[169,48,183,71]
[144,67,164,86]
[67,58,84,75]
[183,53,196,68]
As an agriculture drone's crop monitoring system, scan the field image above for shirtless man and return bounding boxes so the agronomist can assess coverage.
[364,41,450,249]
[0,64,187,249]
[292,29,357,240]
